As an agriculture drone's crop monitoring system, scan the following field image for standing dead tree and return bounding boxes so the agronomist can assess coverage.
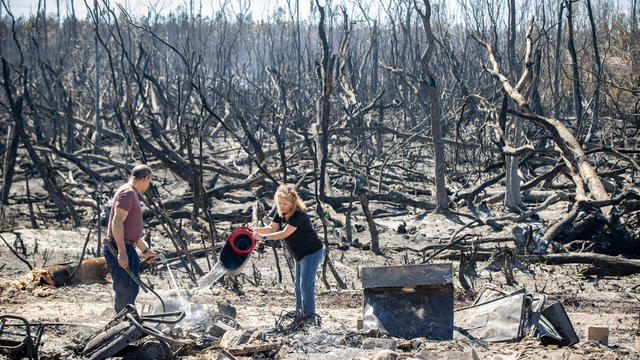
[565,0,584,132]
[1,0,638,266]
[416,0,448,212]
[470,19,612,243]
[313,0,336,202]
[1,57,81,227]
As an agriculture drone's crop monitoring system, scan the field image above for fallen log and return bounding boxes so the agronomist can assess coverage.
[454,171,504,203]
[434,250,640,277]
[145,208,253,225]
[0,244,213,293]
[521,252,640,276]
[0,257,110,294]
[44,257,108,286]
[324,189,436,211]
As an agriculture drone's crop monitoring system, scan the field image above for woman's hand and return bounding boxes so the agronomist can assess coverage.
[251,229,263,241]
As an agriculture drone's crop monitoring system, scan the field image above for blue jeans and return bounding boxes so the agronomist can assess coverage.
[294,247,324,319]
[103,243,140,313]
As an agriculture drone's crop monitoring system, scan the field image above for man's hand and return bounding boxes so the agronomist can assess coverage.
[143,249,157,263]
[117,251,129,269]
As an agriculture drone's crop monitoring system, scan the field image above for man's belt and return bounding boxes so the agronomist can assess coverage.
[104,237,138,246]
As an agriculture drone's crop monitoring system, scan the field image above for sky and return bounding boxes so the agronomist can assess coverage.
[6,0,329,21]
[4,0,463,23]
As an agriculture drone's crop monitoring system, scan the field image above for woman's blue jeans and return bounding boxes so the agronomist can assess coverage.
[103,243,140,313]
[294,247,324,319]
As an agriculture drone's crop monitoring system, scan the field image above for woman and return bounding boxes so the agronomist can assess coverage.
[252,184,324,323]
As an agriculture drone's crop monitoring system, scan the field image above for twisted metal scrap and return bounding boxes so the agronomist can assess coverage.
[274,310,322,334]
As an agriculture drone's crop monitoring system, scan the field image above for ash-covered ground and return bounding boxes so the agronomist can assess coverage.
[1,201,639,359]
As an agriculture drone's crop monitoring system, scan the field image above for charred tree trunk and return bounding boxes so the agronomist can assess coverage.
[566,0,584,131]
[583,0,603,143]
[553,1,566,119]
[416,0,448,211]
[471,20,611,210]
[504,0,525,211]
[1,58,80,226]
[1,124,18,205]
[314,1,335,201]
[358,188,381,255]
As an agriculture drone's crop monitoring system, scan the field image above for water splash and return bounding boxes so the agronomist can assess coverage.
[197,260,228,290]
[165,260,188,313]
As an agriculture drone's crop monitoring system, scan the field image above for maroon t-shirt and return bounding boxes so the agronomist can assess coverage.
[106,183,143,242]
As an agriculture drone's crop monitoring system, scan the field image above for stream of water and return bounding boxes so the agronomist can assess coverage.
[165,261,188,311]
[197,260,228,290]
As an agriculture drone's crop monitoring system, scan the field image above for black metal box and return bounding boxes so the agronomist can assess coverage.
[361,263,453,340]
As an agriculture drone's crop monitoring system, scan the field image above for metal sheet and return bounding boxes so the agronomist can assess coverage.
[524,293,546,337]
[537,314,564,344]
[454,289,526,342]
[540,302,579,346]
[363,285,454,340]
[361,264,454,340]
[361,263,452,289]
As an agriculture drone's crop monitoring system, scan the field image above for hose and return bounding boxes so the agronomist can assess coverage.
[104,242,166,313]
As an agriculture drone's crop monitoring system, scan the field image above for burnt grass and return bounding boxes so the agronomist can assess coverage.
[1,167,640,359]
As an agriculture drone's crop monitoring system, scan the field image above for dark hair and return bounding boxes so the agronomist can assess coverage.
[131,164,152,180]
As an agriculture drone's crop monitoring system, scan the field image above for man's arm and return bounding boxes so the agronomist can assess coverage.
[112,207,129,269]
[135,237,156,262]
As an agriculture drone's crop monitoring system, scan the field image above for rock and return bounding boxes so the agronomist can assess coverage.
[425,348,479,360]
[586,326,609,345]
[216,299,237,318]
[361,338,397,351]
[396,338,420,351]
[546,351,567,360]
[206,318,236,337]
[372,349,398,360]
[219,329,251,348]
[414,350,450,359]
[444,351,465,360]
[462,347,480,360]
[228,340,283,356]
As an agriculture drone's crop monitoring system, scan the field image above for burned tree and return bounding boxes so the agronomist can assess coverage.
[470,19,614,244]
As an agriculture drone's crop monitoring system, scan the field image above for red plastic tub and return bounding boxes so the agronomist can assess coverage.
[225,226,256,256]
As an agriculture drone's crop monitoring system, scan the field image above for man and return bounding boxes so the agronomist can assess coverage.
[104,164,156,313]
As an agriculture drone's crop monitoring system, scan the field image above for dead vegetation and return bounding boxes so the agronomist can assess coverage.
[1,0,640,358]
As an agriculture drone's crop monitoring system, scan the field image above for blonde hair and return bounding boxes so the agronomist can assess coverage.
[274,183,306,217]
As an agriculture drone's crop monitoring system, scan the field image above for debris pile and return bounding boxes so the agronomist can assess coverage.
[455,285,578,346]
[360,263,580,348]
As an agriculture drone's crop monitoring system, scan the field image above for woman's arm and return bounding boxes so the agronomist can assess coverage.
[254,224,297,241]
[253,222,279,235]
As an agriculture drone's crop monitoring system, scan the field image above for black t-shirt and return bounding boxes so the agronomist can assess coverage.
[273,210,322,261]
